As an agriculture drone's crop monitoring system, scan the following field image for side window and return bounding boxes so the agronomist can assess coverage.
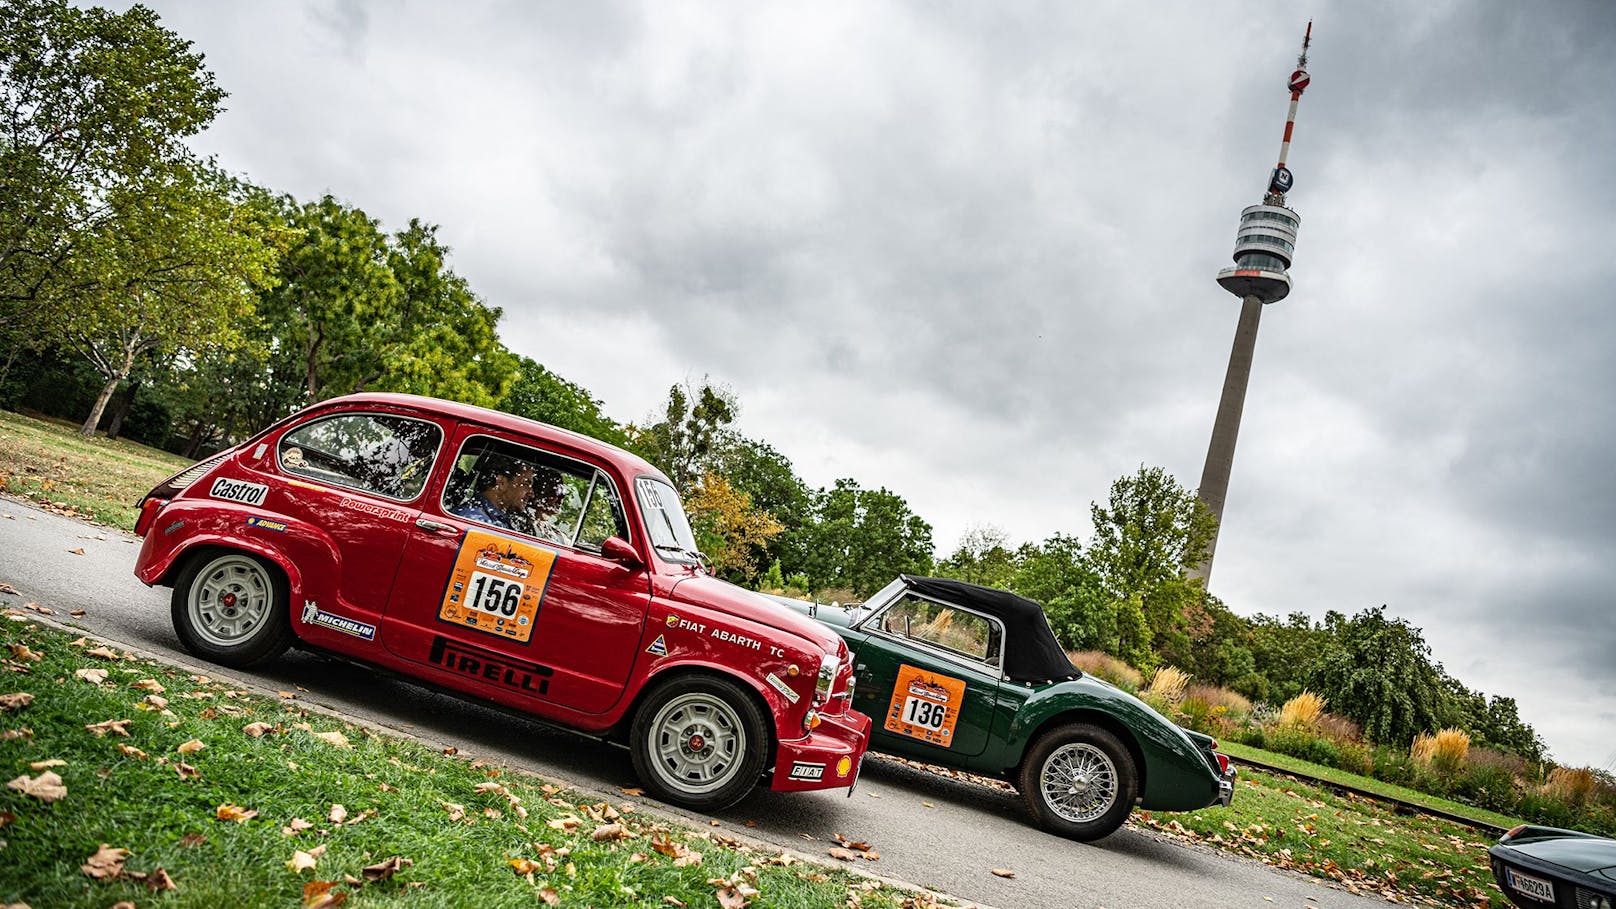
[278,413,442,501]
[878,594,1000,665]
[441,436,626,552]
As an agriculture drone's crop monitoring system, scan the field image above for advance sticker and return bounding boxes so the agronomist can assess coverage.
[883,664,967,748]
[437,530,557,644]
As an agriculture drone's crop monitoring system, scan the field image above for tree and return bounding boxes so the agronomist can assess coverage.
[936,525,1019,589]
[632,380,736,494]
[38,165,281,434]
[2,0,223,316]
[1007,533,1111,654]
[707,432,813,577]
[685,471,783,582]
[797,479,933,597]
[500,356,629,447]
[1306,606,1450,747]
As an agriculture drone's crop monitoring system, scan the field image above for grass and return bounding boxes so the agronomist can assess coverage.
[1219,740,1527,833]
[1146,767,1509,907]
[0,617,936,909]
[0,409,191,531]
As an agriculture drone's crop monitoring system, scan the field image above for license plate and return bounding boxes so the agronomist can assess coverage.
[1504,866,1555,902]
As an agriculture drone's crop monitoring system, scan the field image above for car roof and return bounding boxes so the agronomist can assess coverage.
[317,392,667,482]
[900,575,1079,684]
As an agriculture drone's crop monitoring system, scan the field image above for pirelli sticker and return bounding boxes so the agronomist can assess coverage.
[437,530,557,644]
[884,664,967,748]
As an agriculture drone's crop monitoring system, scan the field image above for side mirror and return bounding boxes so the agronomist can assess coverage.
[600,536,642,569]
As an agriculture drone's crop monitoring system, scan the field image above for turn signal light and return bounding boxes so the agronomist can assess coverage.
[803,709,821,731]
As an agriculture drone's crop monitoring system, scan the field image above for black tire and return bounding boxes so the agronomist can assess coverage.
[630,674,770,811]
[1018,723,1139,841]
[170,550,294,668]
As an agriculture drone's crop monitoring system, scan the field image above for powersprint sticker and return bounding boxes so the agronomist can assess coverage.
[765,672,800,704]
[436,529,557,644]
[883,664,967,748]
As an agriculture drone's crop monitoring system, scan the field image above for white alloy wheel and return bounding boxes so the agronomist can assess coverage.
[647,691,747,795]
[186,554,274,647]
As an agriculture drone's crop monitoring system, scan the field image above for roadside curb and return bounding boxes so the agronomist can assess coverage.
[2,602,998,909]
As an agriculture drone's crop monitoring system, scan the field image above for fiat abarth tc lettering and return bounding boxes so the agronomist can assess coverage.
[131,393,870,810]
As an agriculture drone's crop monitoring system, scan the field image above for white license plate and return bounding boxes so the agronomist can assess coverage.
[1504,866,1555,902]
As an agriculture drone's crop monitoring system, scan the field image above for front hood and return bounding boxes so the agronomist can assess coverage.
[1505,831,1616,875]
[776,599,870,630]
[667,575,843,654]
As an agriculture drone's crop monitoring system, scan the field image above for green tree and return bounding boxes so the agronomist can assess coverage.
[685,471,783,582]
[936,525,1019,589]
[1306,606,1450,747]
[797,479,933,598]
[1007,533,1110,654]
[707,433,813,578]
[632,380,736,494]
[39,166,281,434]
[1244,611,1328,704]
[499,356,629,447]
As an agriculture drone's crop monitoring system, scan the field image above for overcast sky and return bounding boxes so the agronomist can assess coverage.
[116,1,1616,769]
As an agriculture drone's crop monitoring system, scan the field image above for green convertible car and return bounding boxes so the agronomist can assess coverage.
[774,575,1235,841]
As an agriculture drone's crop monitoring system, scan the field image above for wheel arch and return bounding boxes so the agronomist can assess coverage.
[160,539,303,599]
[1018,708,1147,798]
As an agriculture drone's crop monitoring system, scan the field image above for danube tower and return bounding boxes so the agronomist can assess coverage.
[1188,23,1313,586]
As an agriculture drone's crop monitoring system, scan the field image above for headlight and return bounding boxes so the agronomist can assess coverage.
[815,653,838,703]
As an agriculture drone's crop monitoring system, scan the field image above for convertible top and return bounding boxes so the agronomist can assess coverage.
[900,576,1080,684]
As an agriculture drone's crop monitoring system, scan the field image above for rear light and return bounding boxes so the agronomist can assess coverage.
[1215,752,1231,774]
[1503,824,1528,841]
[133,497,165,537]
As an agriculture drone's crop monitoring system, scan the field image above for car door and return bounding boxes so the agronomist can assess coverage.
[380,426,652,716]
[264,407,449,645]
[843,590,1004,759]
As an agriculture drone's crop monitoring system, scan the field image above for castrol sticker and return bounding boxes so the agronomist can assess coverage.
[437,530,557,644]
[208,477,268,506]
[883,664,967,748]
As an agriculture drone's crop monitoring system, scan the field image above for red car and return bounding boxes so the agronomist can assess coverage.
[132,393,870,809]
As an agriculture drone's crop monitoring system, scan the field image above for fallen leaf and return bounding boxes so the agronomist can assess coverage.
[68,547,85,555]
[539,888,560,906]
[327,804,347,824]
[991,868,1016,878]
[84,718,131,737]
[7,770,66,802]
[145,867,177,892]
[442,802,466,821]
[547,816,581,832]
[22,602,53,614]
[345,808,376,825]
[0,727,31,740]
[28,759,66,770]
[288,850,319,873]
[177,739,206,754]
[242,722,275,737]
[592,822,629,842]
[116,743,147,760]
[7,645,40,663]
[302,880,348,908]
[138,694,169,710]
[70,609,86,617]
[665,898,688,907]
[81,843,130,879]
[85,645,119,659]
[361,856,412,882]
[620,787,645,796]
[716,888,749,909]
[174,761,201,780]
[216,804,258,823]
[0,692,33,711]
[312,731,350,748]
[178,833,206,848]
[132,678,165,693]
[74,668,108,685]
[509,858,544,875]
[282,818,314,836]
[0,583,17,594]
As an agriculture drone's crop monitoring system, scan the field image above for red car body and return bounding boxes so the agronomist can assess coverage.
[133,393,870,806]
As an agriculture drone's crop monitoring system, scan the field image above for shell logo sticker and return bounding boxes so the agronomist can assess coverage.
[437,529,557,644]
[883,663,967,748]
[835,756,853,778]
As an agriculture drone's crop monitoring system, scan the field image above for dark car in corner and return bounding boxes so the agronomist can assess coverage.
[774,575,1235,841]
[1489,825,1616,908]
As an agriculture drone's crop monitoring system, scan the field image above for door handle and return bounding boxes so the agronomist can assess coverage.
[415,518,459,535]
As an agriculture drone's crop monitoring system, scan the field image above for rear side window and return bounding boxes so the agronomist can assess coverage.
[441,435,628,552]
[278,413,443,501]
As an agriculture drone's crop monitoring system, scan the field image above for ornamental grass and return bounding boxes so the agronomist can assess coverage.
[1145,665,1190,704]
[1278,691,1325,730]
[1067,650,1144,690]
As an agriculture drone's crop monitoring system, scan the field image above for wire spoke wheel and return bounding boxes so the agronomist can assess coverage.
[648,692,746,794]
[1040,742,1120,823]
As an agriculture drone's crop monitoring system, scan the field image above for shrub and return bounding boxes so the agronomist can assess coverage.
[1372,745,1417,787]
[1178,696,1215,735]
[1186,683,1252,719]
[1334,740,1374,777]
[1233,725,1266,749]
[1068,650,1143,691]
[1231,672,1270,704]
[1279,691,1325,730]
[1412,728,1471,778]
[1314,712,1362,745]
[1454,762,1520,814]
[1543,766,1597,808]
[1146,665,1190,704]
[1265,724,1340,768]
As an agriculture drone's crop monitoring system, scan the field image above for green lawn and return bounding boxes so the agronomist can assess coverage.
[0,409,191,531]
[0,617,933,909]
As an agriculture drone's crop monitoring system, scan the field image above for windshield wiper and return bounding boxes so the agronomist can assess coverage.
[653,543,701,560]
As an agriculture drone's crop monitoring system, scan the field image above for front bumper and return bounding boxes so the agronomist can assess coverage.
[768,708,872,794]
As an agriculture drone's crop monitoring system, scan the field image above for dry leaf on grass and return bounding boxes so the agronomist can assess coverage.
[539,888,560,906]
[216,804,258,822]
[302,880,348,908]
[287,850,319,873]
[176,739,205,754]
[174,762,201,780]
[242,722,276,737]
[282,818,314,836]
[327,804,347,824]
[0,692,33,711]
[132,678,165,693]
[85,647,121,660]
[311,730,350,748]
[178,833,206,848]
[990,868,1016,878]
[7,645,40,663]
[81,843,129,879]
[7,770,66,802]
[361,856,412,882]
[442,802,466,821]
[84,718,131,737]
[138,694,169,710]
[116,743,147,760]
[664,897,687,907]
[143,867,177,892]
[592,822,629,842]
[74,668,108,685]
[547,816,581,832]
[28,759,65,770]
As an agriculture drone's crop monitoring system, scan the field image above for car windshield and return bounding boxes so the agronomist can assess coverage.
[636,477,700,564]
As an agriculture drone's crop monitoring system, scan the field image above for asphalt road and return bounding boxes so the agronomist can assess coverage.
[0,494,1389,909]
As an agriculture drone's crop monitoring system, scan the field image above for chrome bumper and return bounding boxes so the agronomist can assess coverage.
[1216,765,1237,806]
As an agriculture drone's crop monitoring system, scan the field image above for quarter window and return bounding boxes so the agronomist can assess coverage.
[876,594,1002,666]
[278,413,442,501]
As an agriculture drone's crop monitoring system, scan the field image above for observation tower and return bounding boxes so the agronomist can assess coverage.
[1188,23,1313,586]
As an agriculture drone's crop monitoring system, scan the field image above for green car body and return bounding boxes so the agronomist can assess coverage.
[775,576,1234,840]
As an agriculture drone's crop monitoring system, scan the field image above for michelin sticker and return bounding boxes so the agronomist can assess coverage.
[300,601,377,641]
[209,477,268,506]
